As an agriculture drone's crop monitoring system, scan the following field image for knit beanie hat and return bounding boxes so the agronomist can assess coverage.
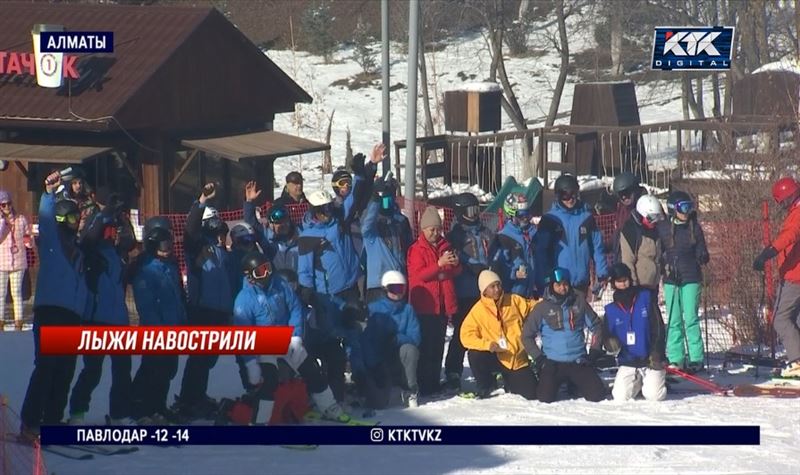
[419,206,442,229]
[478,270,502,295]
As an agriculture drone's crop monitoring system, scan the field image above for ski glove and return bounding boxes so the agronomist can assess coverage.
[285,336,308,370]
[245,359,262,386]
[753,246,778,271]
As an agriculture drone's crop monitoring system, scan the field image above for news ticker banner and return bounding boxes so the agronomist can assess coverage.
[42,425,760,446]
[39,326,293,355]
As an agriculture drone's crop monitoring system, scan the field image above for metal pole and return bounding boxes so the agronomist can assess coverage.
[381,0,391,176]
[404,0,419,202]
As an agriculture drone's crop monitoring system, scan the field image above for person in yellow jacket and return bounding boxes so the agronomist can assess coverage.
[460,270,539,399]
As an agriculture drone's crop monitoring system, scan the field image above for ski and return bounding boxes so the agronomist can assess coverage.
[733,384,800,398]
[42,445,94,460]
[66,444,140,456]
[304,410,379,426]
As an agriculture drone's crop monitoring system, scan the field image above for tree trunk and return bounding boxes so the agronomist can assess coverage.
[545,0,569,127]
[322,109,335,174]
[610,6,623,78]
[755,0,769,66]
[694,76,705,120]
[418,28,437,167]
[796,0,800,58]
[710,0,722,118]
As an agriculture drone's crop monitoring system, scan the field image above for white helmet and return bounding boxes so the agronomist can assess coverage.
[381,270,407,288]
[202,206,218,221]
[635,195,664,226]
[307,189,334,207]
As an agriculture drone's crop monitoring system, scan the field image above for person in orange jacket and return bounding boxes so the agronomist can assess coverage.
[460,270,539,399]
[753,177,800,378]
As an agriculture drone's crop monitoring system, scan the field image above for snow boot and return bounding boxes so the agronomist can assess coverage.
[311,388,350,423]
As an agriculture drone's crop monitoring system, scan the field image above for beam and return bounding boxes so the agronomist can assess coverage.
[169,149,199,189]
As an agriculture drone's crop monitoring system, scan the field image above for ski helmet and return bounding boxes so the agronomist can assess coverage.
[612,172,639,195]
[373,175,397,212]
[230,222,257,245]
[268,206,291,224]
[381,270,407,287]
[503,192,530,218]
[241,251,271,282]
[545,267,571,285]
[145,226,174,255]
[554,174,579,196]
[54,199,80,226]
[608,262,632,283]
[453,192,480,223]
[772,177,800,207]
[307,189,334,208]
[635,195,664,228]
[202,206,218,221]
[666,190,694,216]
[144,216,172,238]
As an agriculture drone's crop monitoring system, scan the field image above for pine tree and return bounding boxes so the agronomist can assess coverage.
[352,16,377,74]
[301,1,337,63]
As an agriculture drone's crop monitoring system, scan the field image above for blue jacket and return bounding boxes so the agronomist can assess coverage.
[535,201,608,289]
[490,221,536,298]
[522,287,602,363]
[604,288,665,367]
[233,276,304,364]
[357,296,421,371]
[361,199,412,290]
[132,254,187,326]
[33,192,91,318]
[243,201,301,271]
[297,213,360,295]
[184,201,235,313]
[447,222,494,300]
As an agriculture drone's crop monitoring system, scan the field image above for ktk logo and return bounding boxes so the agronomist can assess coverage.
[652,26,734,71]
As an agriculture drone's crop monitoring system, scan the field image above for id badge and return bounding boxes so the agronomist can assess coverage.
[626,332,636,345]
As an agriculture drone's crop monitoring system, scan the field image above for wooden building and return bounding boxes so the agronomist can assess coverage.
[0,2,328,218]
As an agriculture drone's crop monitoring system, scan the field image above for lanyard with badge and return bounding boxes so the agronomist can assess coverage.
[616,296,638,346]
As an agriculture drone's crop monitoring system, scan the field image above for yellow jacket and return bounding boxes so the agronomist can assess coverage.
[460,293,538,370]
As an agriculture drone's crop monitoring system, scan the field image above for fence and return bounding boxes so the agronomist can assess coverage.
[0,395,46,475]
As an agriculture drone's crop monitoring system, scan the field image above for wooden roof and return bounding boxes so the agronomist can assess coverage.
[182,130,330,161]
[0,142,111,163]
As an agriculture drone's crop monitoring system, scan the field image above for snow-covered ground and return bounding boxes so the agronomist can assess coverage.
[2,330,799,475]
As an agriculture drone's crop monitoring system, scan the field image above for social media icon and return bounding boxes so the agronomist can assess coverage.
[370,428,384,443]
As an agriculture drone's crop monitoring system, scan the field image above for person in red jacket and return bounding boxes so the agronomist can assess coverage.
[407,206,462,396]
[753,177,800,378]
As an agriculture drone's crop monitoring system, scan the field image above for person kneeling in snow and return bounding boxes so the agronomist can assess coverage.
[353,271,421,409]
[604,263,667,402]
[232,252,349,424]
[460,270,539,400]
[522,267,606,403]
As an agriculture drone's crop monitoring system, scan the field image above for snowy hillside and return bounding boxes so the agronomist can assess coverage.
[1,331,798,475]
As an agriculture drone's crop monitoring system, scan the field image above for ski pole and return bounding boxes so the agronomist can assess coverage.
[666,365,730,395]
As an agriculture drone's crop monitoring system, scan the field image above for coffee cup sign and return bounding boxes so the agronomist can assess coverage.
[32,24,64,88]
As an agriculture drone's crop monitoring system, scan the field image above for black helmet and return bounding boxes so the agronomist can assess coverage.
[554,174,579,195]
[453,192,480,222]
[613,172,639,194]
[145,226,174,254]
[373,175,397,197]
[144,216,172,238]
[54,199,80,224]
[609,262,633,282]
[241,251,271,281]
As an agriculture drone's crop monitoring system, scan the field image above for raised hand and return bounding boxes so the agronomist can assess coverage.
[245,181,262,203]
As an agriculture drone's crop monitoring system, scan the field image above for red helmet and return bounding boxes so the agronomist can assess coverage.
[772,177,800,205]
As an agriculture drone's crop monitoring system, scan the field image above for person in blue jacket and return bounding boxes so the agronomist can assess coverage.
[176,182,236,420]
[228,222,260,297]
[243,181,301,272]
[353,270,421,410]
[233,252,349,424]
[68,189,136,425]
[297,188,364,402]
[535,174,609,300]
[130,219,187,424]
[522,267,606,403]
[603,263,667,402]
[361,173,412,303]
[445,192,495,390]
[490,192,537,298]
[20,171,91,439]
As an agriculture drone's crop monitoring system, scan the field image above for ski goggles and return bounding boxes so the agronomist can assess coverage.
[250,261,272,280]
[156,239,174,253]
[0,202,11,208]
[669,200,694,215]
[463,205,480,219]
[55,213,80,225]
[617,189,634,200]
[557,190,577,201]
[312,203,334,217]
[380,195,395,211]
[641,213,664,229]
[385,284,407,295]
[236,234,258,244]
[268,207,290,223]
[548,267,571,284]
[332,177,352,188]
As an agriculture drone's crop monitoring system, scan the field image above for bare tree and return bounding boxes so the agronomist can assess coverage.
[322,109,335,174]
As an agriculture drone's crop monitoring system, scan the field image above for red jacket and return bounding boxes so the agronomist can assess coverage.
[407,235,461,316]
[773,202,800,283]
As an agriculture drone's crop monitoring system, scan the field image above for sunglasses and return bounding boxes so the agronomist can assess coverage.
[251,261,272,280]
[558,191,577,201]
[0,202,10,207]
[385,284,406,295]
[333,178,352,188]
[670,200,694,215]
[618,189,633,200]
[55,213,79,225]
[269,208,289,223]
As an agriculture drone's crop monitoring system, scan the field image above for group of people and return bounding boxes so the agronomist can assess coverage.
[17,149,800,438]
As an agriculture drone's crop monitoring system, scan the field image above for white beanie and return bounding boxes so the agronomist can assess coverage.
[478,270,502,295]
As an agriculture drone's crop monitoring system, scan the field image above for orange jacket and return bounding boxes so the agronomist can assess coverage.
[460,293,538,370]
[773,203,800,283]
